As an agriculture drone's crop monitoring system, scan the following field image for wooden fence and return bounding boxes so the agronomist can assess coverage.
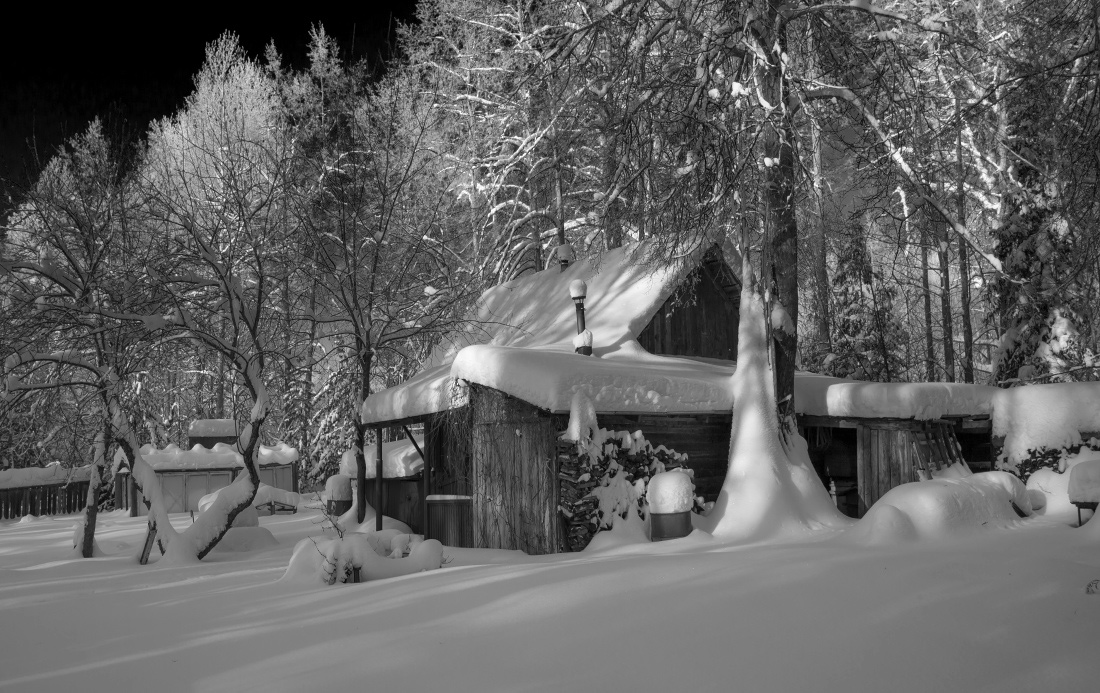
[0,481,91,520]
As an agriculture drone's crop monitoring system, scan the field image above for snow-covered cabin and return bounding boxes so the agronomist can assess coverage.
[117,442,299,515]
[362,242,997,553]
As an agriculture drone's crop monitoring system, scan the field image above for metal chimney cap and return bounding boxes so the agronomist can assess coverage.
[568,279,587,300]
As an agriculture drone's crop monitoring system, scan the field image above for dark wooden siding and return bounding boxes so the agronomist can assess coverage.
[636,250,740,361]
[598,413,731,503]
[469,386,561,554]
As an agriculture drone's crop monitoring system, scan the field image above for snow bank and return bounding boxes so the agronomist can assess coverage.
[992,382,1100,464]
[0,462,92,490]
[135,442,298,471]
[338,438,424,479]
[847,472,1031,544]
[210,526,279,553]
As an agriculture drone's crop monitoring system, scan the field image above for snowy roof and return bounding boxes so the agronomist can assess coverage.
[362,241,998,424]
[187,419,238,437]
[131,442,299,472]
[0,463,92,490]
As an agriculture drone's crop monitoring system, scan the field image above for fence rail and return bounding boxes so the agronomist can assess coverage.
[0,481,91,520]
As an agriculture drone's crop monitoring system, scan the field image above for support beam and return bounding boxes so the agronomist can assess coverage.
[375,427,384,532]
[402,424,428,536]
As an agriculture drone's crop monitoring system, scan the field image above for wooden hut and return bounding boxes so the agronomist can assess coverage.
[363,241,996,553]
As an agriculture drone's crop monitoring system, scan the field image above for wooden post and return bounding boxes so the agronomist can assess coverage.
[402,425,428,536]
[375,427,384,532]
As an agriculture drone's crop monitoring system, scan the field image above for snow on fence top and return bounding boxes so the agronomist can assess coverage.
[132,442,299,471]
[187,419,238,437]
[0,462,92,490]
[362,240,1010,424]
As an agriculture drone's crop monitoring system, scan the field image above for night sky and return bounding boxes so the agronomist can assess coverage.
[0,5,418,213]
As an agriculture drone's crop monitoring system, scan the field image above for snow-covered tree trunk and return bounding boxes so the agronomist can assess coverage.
[701,240,846,541]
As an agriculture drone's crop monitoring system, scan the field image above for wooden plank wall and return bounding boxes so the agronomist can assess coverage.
[0,481,91,519]
[598,413,732,502]
[469,386,561,554]
[856,425,922,515]
[636,253,740,361]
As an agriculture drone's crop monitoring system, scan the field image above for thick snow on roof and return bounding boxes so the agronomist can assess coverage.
[364,243,703,422]
[0,463,92,490]
[187,419,238,437]
[136,442,299,471]
[991,381,1100,464]
[363,242,1002,424]
[795,372,997,420]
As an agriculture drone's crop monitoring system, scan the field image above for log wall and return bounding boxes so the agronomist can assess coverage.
[469,386,561,554]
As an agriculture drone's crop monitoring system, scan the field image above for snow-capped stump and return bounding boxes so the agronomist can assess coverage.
[325,474,353,517]
[648,470,695,541]
[283,531,444,585]
[1067,458,1100,526]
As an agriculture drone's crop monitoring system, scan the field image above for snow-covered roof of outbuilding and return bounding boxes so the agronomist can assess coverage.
[129,443,299,472]
[363,242,733,422]
[362,241,997,424]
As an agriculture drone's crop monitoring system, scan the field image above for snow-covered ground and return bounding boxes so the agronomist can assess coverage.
[1,501,1097,692]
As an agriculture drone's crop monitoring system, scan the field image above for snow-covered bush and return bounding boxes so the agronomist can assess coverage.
[558,426,701,551]
[283,530,443,585]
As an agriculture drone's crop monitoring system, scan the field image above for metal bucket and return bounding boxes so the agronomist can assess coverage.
[650,511,692,541]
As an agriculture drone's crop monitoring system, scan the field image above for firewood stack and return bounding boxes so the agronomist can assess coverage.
[557,441,605,552]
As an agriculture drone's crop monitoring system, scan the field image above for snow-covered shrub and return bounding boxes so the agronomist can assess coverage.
[558,427,701,551]
[283,530,444,585]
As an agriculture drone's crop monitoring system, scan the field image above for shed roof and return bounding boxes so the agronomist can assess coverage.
[362,241,996,425]
[129,442,299,472]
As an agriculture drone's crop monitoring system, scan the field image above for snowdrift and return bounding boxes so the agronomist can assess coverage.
[847,472,1031,545]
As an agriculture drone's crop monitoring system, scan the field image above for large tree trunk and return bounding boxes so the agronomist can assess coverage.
[936,182,956,382]
[355,348,373,524]
[956,103,975,383]
[758,3,799,428]
[703,232,846,540]
[810,112,832,358]
[921,219,937,381]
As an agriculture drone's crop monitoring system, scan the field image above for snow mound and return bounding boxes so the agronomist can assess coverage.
[211,526,279,553]
[283,533,443,585]
[848,472,1031,545]
[992,382,1100,465]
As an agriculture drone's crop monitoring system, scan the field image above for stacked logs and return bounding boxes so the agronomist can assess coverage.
[557,441,604,552]
[558,431,697,552]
